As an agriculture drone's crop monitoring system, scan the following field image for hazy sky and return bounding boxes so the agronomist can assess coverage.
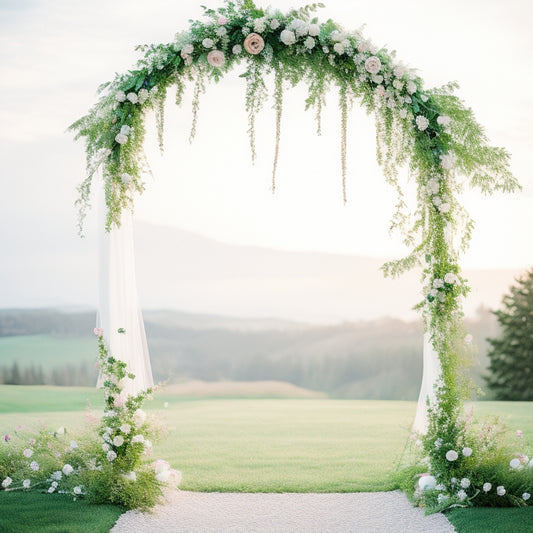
[1,0,532,311]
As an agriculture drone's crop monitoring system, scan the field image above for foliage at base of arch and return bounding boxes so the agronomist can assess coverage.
[70,0,521,506]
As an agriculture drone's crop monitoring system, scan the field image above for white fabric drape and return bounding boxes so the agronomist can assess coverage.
[412,333,441,434]
[96,193,153,396]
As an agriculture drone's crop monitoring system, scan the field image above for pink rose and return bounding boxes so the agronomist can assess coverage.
[218,16,227,25]
[207,50,225,67]
[243,33,265,55]
[517,430,523,437]
[113,395,126,408]
[93,327,103,336]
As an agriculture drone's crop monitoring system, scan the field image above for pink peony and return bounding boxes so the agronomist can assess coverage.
[218,16,227,25]
[517,430,523,437]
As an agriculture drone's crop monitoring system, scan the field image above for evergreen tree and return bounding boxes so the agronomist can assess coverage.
[486,268,533,400]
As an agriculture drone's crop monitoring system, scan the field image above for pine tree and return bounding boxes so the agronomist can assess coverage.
[486,268,533,400]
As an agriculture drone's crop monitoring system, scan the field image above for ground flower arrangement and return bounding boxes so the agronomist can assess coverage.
[0,329,180,511]
[403,410,533,513]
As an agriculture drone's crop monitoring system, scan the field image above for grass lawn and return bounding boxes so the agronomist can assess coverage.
[0,491,122,533]
[0,386,532,533]
[446,507,533,533]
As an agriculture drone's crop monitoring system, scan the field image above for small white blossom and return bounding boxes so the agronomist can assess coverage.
[435,484,446,491]
[483,482,492,492]
[406,80,417,94]
[23,449,33,458]
[432,196,442,207]
[399,109,408,119]
[523,493,531,501]
[371,74,383,84]
[446,450,459,461]
[308,23,320,37]
[416,115,430,131]
[202,38,214,49]
[51,471,62,481]
[2,477,12,488]
[62,464,74,476]
[132,434,145,444]
[333,42,345,55]
[115,133,128,145]
[510,458,521,469]
[497,485,506,496]
[254,17,267,33]
[115,91,126,102]
[457,489,467,501]
[437,115,452,127]
[120,423,131,434]
[437,493,449,504]
[232,44,242,55]
[23,479,31,489]
[133,409,147,426]
[120,125,131,136]
[113,435,124,447]
[439,202,451,214]
[48,486,55,493]
[445,273,458,285]
[460,478,471,489]
[182,44,193,55]
[434,438,443,449]
[70,440,78,450]
[433,278,444,290]
[121,471,137,482]
[322,46,329,54]
[270,19,280,30]
[392,79,404,91]
[304,36,315,49]
[30,461,39,471]
[216,26,226,37]
[280,29,296,46]
[73,486,83,495]
[451,478,457,485]
[107,450,117,462]
[51,481,58,489]
[393,64,407,78]
[420,94,429,102]
[440,153,455,170]
[430,289,438,298]
[138,88,149,104]
[121,173,132,185]
[426,179,440,195]
[126,92,138,104]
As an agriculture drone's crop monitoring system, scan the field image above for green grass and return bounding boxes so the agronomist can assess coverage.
[447,507,533,533]
[0,491,122,533]
[0,387,532,533]
[0,335,95,367]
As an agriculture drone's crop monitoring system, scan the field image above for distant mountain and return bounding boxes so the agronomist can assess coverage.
[0,220,523,322]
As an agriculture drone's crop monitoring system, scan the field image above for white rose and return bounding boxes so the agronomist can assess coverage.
[115,133,128,145]
[73,486,82,495]
[333,42,345,55]
[113,435,124,447]
[232,44,242,55]
[202,38,213,49]
[510,458,521,469]
[115,91,126,102]
[126,92,138,104]
[364,56,381,74]
[483,482,492,492]
[393,79,404,91]
[132,434,145,444]
[445,273,458,285]
[446,450,459,461]
[291,19,309,37]
[107,450,117,462]
[376,85,385,97]
[30,461,39,471]
[62,464,74,476]
[407,80,417,94]
[416,115,430,131]
[133,409,147,426]
[182,44,193,55]
[120,424,131,434]
[523,493,531,501]
[270,19,280,30]
[51,471,62,481]
[393,64,406,78]
[280,29,296,46]
[138,88,149,104]
[497,485,506,496]
[308,23,320,37]
[304,36,315,49]
[440,153,455,170]
[102,443,110,452]
[23,479,31,489]
[120,125,131,136]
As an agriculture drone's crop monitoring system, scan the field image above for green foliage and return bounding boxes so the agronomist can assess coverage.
[446,506,533,533]
[486,269,533,400]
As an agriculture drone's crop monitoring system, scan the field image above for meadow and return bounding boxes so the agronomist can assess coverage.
[0,386,532,532]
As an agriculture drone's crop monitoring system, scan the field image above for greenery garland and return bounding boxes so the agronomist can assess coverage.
[70,0,527,511]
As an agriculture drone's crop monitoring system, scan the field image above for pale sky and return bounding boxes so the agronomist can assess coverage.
[1,0,532,313]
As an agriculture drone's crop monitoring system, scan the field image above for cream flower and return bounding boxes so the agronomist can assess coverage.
[308,24,320,37]
[270,19,280,30]
[62,464,74,476]
[445,273,458,285]
[126,92,138,104]
[399,109,408,119]
[120,125,131,136]
[426,179,439,195]
[244,33,265,54]
[107,450,117,462]
[364,56,382,74]
[113,435,124,447]
[304,36,315,49]
[460,478,471,489]
[182,44,193,55]
[280,29,296,46]
[497,486,506,496]
[439,202,451,214]
[115,90,126,102]
[376,85,386,97]
[446,450,459,461]
[30,461,39,471]
[440,153,455,170]
[133,409,147,426]
[290,19,309,37]
[483,482,492,492]
[510,458,521,469]
[120,423,131,434]
[207,50,225,67]
[132,434,145,444]
[23,479,31,489]
[333,42,345,55]
[2,477,12,488]
[416,115,430,131]
[73,486,83,495]
[115,133,128,145]
[23,449,33,458]
[406,80,417,94]
[523,493,531,501]
[232,44,242,55]
[253,17,267,33]
[437,115,452,127]
[202,38,214,49]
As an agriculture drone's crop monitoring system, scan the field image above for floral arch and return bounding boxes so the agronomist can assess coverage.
[71,0,521,508]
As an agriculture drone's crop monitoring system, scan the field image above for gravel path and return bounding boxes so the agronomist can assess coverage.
[110,490,456,533]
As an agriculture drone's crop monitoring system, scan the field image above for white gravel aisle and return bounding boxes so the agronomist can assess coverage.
[110,490,456,533]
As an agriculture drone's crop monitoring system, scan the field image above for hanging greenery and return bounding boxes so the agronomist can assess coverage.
[70,0,527,512]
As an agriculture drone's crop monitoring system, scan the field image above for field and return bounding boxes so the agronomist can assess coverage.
[0,386,532,532]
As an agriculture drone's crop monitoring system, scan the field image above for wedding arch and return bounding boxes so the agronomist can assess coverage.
[71,0,519,501]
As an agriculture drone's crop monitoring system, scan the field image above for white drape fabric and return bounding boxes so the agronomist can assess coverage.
[412,332,442,434]
[96,193,153,396]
